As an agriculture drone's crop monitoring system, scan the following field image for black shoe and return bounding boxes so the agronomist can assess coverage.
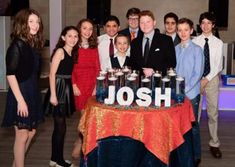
[56,160,72,167]
[210,146,222,158]
[195,159,201,167]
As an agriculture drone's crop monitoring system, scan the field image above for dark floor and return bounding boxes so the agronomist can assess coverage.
[0,89,235,167]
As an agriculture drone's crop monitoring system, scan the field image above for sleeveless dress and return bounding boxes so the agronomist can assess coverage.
[72,47,100,111]
[1,48,44,130]
[44,48,75,117]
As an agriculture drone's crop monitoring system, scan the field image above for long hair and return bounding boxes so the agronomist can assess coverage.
[11,8,44,49]
[51,26,79,63]
[76,18,98,48]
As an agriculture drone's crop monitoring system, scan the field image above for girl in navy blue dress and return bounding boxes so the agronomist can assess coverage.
[1,9,44,167]
[44,26,79,167]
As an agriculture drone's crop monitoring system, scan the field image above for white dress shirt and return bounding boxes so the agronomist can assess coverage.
[192,34,223,81]
[98,34,117,71]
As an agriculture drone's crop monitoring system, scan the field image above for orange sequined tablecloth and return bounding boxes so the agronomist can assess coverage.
[79,97,194,164]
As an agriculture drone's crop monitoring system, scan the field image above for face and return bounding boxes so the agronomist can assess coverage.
[139,15,156,34]
[128,14,139,29]
[80,21,93,41]
[28,14,40,35]
[62,29,79,48]
[177,23,193,43]
[164,17,177,35]
[115,36,129,54]
[104,21,120,37]
[200,18,214,35]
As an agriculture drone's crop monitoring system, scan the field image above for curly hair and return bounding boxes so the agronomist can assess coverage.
[76,18,98,48]
[51,26,79,63]
[11,8,44,49]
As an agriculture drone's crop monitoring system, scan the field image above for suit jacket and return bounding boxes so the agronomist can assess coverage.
[173,34,181,46]
[128,30,176,76]
[118,28,143,41]
[111,56,130,69]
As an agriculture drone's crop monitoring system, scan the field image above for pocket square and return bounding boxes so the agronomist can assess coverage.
[155,48,160,51]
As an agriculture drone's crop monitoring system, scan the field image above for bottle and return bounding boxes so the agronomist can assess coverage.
[175,76,185,103]
[96,74,106,103]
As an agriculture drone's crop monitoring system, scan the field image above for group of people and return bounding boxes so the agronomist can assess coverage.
[1,6,223,167]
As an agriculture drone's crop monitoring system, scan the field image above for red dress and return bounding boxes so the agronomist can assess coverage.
[72,48,100,111]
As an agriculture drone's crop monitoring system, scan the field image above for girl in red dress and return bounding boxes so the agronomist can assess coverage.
[71,18,100,160]
[72,19,100,112]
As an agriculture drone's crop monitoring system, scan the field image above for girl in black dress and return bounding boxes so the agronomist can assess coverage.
[1,9,44,167]
[44,26,79,167]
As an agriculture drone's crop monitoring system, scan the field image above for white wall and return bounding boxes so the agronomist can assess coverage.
[0,17,10,90]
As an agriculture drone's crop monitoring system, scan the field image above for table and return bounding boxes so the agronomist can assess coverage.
[79,97,195,166]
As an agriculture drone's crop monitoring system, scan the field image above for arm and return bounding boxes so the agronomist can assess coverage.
[92,49,101,96]
[7,75,28,117]
[6,41,28,117]
[72,63,81,96]
[185,47,204,94]
[205,40,223,81]
[49,48,64,106]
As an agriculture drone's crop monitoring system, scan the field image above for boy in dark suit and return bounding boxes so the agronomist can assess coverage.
[164,12,181,46]
[128,10,176,77]
[119,7,142,41]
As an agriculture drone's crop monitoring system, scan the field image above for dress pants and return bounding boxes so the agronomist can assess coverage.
[198,75,220,147]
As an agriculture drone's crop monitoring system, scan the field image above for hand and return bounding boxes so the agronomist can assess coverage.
[143,68,154,77]
[200,78,209,94]
[17,100,28,117]
[92,87,96,96]
[73,84,81,96]
[50,95,58,106]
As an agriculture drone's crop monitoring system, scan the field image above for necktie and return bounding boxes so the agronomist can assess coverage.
[109,38,114,57]
[143,37,150,65]
[130,31,136,41]
[203,38,210,77]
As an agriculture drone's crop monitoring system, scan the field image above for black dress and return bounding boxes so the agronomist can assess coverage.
[1,46,44,130]
[43,48,75,117]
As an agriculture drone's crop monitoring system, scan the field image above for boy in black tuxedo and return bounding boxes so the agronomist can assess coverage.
[128,10,176,77]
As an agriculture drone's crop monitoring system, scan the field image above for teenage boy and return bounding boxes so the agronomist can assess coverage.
[176,18,204,166]
[193,12,223,159]
[128,10,176,77]
[119,7,143,41]
[164,12,181,46]
[98,15,120,71]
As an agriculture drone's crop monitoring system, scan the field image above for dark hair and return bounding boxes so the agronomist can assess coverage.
[11,8,44,49]
[164,12,178,23]
[114,34,130,44]
[126,7,141,18]
[51,26,79,62]
[199,12,216,25]
[76,18,98,48]
[104,15,120,26]
[139,10,155,20]
[178,18,194,29]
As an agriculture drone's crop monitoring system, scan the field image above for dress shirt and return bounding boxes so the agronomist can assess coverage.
[192,34,223,81]
[171,32,177,41]
[175,40,204,99]
[114,52,129,68]
[129,28,139,38]
[142,30,154,56]
[98,34,117,70]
